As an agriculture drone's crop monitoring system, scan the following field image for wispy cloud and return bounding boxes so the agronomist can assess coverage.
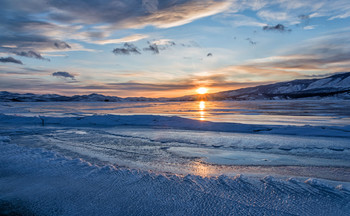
[224,32,350,77]
[0,57,23,65]
[328,11,350,20]
[35,0,232,29]
[13,50,49,61]
[303,25,316,30]
[134,0,232,28]
[257,10,290,22]
[93,34,149,45]
[151,39,176,46]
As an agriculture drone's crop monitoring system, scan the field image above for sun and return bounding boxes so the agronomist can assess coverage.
[196,87,208,94]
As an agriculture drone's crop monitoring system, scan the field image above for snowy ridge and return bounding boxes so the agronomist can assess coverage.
[1,114,350,137]
[1,138,349,216]
[205,72,350,100]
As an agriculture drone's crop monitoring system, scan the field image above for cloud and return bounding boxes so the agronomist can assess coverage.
[112,43,141,55]
[303,72,345,78]
[135,0,232,28]
[142,0,159,13]
[54,41,71,49]
[328,11,350,20]
[111,40,177,55]
[143,39,177,54]
[216,14,266,27]
[52,71,75,79]
[107,82,191,91]
[151,39,176,46]
[179,41,201,48]
[235,32,350,76]
[143,43,159,54]
[0,57,23,65]
[303,25,316,30]
[298,14,310,20]
[221,0,350,27]
[246,38,257,45]
[27,0,231,29]
[263,24,291,32]
[1,0,350,50]
[13,50,49,61]
[93,34,149,45]
[0,36,70,51]
[257,10,290,22]
[0,34,73,61]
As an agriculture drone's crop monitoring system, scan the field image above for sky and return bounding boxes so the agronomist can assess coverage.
[1,0,350,97]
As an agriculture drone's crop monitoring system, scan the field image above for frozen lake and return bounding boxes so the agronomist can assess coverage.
[4,125,349,181]
[1,100,350,126]
[1,100,350,215]
[1,100,349,181]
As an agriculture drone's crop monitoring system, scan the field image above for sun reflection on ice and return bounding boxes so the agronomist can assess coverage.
[190,161,214,177]
[199,101,205,120]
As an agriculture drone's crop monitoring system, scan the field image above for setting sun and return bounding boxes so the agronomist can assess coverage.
[196,87,208,94]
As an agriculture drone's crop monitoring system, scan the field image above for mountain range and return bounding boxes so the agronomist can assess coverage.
[1,72,350,102]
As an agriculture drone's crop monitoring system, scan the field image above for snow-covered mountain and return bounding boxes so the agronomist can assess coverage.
[1,72,350,102]
[176,72,350,101]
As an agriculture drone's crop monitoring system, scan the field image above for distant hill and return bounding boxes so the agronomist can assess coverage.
[0,92,163,102]
[175,72,350,101]
[1,72,350,102]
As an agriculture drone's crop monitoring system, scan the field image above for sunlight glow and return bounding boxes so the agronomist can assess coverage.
[196,87,208,94]
[199,101,205,110]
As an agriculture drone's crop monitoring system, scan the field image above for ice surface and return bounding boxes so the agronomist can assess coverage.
[1,100,350,215]
[1,113,350,138]
[1,122,349,181]
[1,100,350,126]
[0,138,349,215]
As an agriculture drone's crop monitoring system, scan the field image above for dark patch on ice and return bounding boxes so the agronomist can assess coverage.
[0,199,34,216]
[256,143,274,150]
[328,146,345,151]
[212,145,223,148]
[278,146,293,151]
[253,128,272,132]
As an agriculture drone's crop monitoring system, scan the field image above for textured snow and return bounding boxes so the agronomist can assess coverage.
[306,76,350,90]
[1,138,349,215]
[272,84,305,94]
[3,125,349,180]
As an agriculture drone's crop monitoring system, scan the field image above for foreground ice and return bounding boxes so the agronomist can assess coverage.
[1,113,350,215]
[1,138,349,215]
[1,113,350,137]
